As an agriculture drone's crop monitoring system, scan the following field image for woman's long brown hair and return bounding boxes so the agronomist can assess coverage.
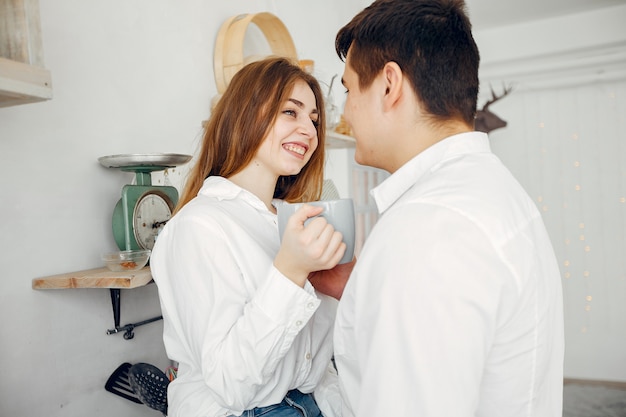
[175,57,326,214]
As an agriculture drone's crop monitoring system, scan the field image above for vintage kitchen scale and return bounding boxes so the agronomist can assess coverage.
[97,153,191,340]
[98,153,192,251]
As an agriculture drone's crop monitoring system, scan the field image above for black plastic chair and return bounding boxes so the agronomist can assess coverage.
[128,362,169,415]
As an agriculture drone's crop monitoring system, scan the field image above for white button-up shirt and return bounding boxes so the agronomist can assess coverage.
[334,132,564,417]
[151,177,337,417]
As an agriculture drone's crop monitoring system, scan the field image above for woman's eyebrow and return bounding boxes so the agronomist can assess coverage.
[288,98,304,108]
[288,98,318,115]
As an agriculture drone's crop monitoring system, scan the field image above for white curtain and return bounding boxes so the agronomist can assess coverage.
[489,79,626,380]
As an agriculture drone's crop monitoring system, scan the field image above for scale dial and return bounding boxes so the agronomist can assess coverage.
[100,153,191,251]
[132,191,174,250]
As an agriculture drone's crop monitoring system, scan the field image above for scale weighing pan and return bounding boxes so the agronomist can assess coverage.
[98,153,192,170]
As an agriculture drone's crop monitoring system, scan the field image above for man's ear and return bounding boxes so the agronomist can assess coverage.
[382,61,403,111]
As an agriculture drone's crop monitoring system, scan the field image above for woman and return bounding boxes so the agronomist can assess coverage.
[150,56,345,417]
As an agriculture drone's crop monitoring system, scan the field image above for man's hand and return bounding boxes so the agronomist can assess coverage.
[308,257,356,300]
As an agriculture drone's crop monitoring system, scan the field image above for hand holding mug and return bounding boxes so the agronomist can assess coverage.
[277,198,356,264]
[274,204,346,287]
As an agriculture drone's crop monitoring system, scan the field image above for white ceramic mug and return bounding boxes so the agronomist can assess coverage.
[277,198,355,264]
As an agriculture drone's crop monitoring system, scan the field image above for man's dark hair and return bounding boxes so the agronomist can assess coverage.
[336,0,480,124]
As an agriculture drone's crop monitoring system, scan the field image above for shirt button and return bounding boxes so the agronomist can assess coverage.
[296,320,303,327]
[307,302,315,309]
[305,353,311,360]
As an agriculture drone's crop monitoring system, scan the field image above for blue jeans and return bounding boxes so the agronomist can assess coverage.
[234,390,322,417]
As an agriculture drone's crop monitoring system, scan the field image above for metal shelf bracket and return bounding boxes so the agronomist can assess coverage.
[106,288,163,340]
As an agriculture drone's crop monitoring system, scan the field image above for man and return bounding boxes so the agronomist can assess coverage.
[331,0,565,416]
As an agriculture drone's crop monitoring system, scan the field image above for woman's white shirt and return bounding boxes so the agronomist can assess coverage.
[151,176,337,417]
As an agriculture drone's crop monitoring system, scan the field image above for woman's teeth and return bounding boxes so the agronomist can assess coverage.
[283,144,306,155]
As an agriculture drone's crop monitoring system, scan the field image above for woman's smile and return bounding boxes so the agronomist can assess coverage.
[283,141,309,158]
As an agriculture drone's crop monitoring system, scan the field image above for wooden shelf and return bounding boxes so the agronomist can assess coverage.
[0,57,52,107]
[1,0,52,107]
[32,266,152,290]
[32,266,159,339]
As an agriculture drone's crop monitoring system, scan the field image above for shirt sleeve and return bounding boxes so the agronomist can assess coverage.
[154,214,327,413]
[348,203,512,416]
[298,292,338,393]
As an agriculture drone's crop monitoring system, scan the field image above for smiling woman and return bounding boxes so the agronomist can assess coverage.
[148,56,349,417]
[245,82,320,182]
[179,57,327,209]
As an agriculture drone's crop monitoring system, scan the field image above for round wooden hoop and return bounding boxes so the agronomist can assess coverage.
[213,12,298,94]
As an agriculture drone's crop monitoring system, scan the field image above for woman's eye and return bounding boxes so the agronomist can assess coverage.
[283,109,297,117]
[311,119,320,128]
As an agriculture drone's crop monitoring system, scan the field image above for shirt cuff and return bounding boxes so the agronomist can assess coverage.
[253,265,321,328]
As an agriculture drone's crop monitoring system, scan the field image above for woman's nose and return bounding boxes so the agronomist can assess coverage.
[299,117,317,137]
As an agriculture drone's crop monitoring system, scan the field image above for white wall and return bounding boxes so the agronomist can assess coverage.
[1,1,625,415]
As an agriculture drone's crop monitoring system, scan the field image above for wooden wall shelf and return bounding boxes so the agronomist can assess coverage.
[0,57,52,107]
[32,266,159,339]
[32,266,152,290]
[1,0,53,107]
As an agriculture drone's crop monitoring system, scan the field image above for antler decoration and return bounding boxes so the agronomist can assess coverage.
[475,84,513,134]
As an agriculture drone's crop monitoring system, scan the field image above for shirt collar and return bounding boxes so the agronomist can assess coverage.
[198,176,274,213]
[371,131,491,214]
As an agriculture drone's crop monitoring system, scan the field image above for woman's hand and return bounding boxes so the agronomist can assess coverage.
[274,204,346,287]
[308,257,356,300]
